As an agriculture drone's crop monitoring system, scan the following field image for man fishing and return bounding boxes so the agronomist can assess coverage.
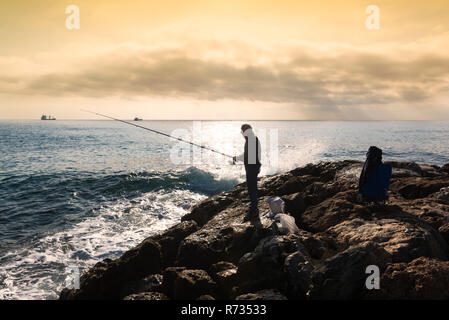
[233,124,262,221]
[82,111,263,220]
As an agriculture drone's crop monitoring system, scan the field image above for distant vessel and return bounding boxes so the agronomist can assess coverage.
[41,115,56,120]
[134,117,143,121]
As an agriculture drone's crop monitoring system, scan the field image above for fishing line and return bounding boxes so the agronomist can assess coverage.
[81,109,236,160]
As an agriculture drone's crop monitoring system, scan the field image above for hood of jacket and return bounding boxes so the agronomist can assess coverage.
[242,128,255,138]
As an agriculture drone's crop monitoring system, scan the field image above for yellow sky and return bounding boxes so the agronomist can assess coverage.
[1,0,449,119]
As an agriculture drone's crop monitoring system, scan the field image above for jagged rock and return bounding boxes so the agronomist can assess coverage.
[385,161,423,177]
[235,289,288,300]
[309,242,390,299]
[176,202,273,268]
[152,220,199,267]
[272,176,307,196]
[214,269,238,298]
[371,257,449,299]
[438,223,449,246]
[121,274,163,297]
[290,161,358,180]
[326,217,448,262]
[60,160,449,300]
[440,163,449,174]
[197,295,215,300]
[431,186,449,200]
[162,267,218,299]
[282,192,306,221]
[390,177,449,199]
[400,198,449,229]
[181,194,235,226]
[302,182,343,208]
[284,251,314,298]
[210,261,237,274]
[258,173,305,196]
[209,262,238,299]
[123,292,168,300]
[61,239,162,299]
[419,164,443,177]
[236,234,308,294]
[165,269,217,300]
[161,267,186,298]
[300,192,370,232]
[334,163,363,184]
[296,232,332,260]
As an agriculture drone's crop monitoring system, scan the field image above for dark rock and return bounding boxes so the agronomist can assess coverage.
[237,234,308,294]
[258,173,297,196]
[438,223,449,246]
[197,295,215,300]
[210,262,239,299]
[419,164,443,177]
[284,251,314,298]
[181,194,234,226]
[123,292,168,300]
[121,274,163,297]
[60,160,449,300]
[173,269,217,300]
[309,242,390,299]
[431,187,449,200]
[61,239,162,299]
[371,257,449,299]
[297,233,329,259]
[325,217,448,262]
[274,176,307,195]
[300,193,370,232]
[162,267,217,300]
[162,267,186,298]
[302,182,342,208]
[390,177,449,199]
[282,192,306,221]
[152,221,199,267]
[440,163,449,174]
[176,202,274,268]
[399,198,449,229]
[235,289,288,300]
[210,261,237,274]
[385,161,423,176]
[289,161,356,180]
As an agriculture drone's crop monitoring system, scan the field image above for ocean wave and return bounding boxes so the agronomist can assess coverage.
[0,165,236,299]
[1,166,239,199]
[0,166,240,256]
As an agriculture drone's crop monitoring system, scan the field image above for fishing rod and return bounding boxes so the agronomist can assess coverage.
[81,109,235,160]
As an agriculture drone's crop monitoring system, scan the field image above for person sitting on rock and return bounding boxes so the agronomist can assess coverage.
[233,124,262,221]
[358,146,392,202]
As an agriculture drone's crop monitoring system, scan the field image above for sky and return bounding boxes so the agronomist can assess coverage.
[0,0,448,120]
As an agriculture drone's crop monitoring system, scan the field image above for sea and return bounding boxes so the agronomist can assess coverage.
[1,120,449,299]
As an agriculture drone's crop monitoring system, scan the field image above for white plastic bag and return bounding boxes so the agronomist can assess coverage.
[273,214,300,235]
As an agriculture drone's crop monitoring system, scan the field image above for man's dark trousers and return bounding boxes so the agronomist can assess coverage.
[245,164,261,212]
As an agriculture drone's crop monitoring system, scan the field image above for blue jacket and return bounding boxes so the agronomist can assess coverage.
[361,164,392,199]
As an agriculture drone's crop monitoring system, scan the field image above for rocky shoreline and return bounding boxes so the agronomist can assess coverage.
[60,160,449,300]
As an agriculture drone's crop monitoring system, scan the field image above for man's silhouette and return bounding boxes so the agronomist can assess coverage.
[233,124,262,221]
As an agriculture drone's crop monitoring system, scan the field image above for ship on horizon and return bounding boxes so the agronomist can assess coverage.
[41,115,56,120]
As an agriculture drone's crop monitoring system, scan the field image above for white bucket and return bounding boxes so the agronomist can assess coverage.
[266,197,284,214]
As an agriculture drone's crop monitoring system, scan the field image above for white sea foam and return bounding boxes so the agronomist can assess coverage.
[263,140,326,176]
[0,189,205,300]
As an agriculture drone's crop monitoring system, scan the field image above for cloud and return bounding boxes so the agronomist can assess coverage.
[2,42,449,116]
